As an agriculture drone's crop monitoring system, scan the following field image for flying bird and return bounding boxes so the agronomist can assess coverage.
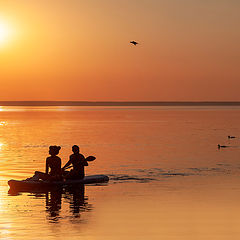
[130,41,138,46]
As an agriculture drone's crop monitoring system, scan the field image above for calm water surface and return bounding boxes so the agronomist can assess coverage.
[1,106,240,239]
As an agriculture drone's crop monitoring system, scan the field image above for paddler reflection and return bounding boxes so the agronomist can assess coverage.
[45,189,62,221]
[45,185,92,222]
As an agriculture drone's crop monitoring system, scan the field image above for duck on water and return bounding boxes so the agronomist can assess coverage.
[218,144,230,149]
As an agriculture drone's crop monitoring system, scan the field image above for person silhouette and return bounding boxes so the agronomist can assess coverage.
[30,146,62,181]
[62,145,90,180]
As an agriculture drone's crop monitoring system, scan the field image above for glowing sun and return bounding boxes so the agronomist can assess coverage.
[0,21,12,46]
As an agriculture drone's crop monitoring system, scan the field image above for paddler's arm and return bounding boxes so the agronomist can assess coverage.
[82,154,89,166]
[62,159,72,170]
[45,158,49,174]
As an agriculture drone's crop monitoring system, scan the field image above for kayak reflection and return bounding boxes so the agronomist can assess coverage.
[8,184,92,223]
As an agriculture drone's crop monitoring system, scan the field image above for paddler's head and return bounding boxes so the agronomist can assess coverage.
[49,145,61,156]
[72,145,79,154]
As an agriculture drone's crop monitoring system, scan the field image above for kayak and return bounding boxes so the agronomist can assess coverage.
[8,174,109,192]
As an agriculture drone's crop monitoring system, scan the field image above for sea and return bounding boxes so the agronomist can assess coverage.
[1,104,240,239]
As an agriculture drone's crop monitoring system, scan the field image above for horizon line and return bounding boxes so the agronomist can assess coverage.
[1,101,240,106]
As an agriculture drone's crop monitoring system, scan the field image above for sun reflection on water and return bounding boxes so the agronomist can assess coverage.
[0,121,7,126]
[0,186,11,238]
[0,143,4,150]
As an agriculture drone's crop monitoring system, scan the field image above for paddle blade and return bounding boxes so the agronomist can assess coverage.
[86,156,96,161]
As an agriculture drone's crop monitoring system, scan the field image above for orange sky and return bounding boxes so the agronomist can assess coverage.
[0,0,239,101]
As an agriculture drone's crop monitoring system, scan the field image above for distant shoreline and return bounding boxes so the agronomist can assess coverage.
[1,101,240,106]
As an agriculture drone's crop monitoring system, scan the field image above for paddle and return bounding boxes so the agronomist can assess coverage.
[85,156,96,162]
[63,156,96,170]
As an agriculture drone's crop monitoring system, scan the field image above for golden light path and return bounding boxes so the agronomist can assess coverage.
[0,121,7,126]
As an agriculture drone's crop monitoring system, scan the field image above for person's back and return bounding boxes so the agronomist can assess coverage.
[62,145,88,180]
[30,145,62,181]
[46,155,62,176]
[70,153,88,178]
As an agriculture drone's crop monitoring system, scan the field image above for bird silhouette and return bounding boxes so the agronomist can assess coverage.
[130,41,138,46]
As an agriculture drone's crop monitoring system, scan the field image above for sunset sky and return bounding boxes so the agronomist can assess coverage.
[0,0,239,101]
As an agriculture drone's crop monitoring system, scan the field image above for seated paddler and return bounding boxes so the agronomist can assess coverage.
[30,145,62,181]
[62,145,95,180]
